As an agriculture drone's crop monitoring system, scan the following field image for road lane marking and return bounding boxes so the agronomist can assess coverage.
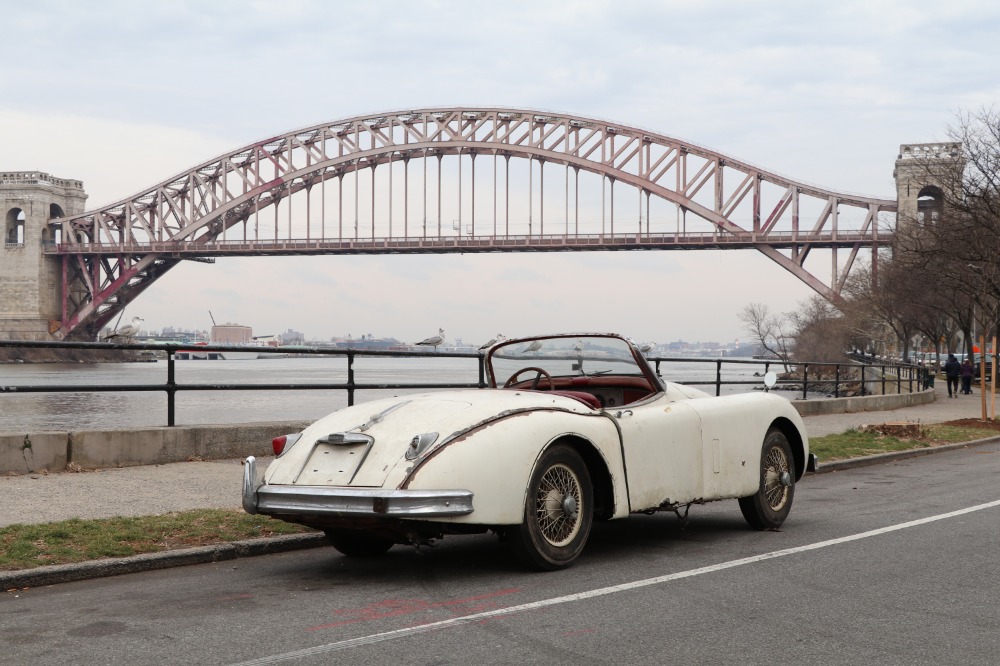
[231,499,1000,665]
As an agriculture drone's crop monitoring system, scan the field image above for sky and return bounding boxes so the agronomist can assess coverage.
[3,0,999,346]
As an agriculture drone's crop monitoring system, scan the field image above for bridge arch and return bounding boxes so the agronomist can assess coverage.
[51,107,896,339]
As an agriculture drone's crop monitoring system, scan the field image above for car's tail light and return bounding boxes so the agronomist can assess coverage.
[272,433,301,457]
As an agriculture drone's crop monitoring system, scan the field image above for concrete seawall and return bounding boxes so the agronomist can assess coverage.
[1,422,309,475]
[1,390,933,475]
[789,387,935,416]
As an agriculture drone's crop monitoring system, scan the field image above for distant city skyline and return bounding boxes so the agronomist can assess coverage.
[4,1,998,343]
[135,321,745,351]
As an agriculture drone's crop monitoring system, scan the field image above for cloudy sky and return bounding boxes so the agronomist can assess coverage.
[3,0,998,346]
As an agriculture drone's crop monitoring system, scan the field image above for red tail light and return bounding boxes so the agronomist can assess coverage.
[271,432,301,457]
[272,436,287,456]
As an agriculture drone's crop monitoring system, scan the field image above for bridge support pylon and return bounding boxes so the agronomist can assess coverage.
[893,143,962,233]
[1,172,88,340]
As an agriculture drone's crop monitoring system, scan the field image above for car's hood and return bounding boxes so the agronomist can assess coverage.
[264,389,597,488]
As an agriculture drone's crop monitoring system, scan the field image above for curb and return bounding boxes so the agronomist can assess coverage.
[1,532,327,590]
[813,433,1000,473]
[5,435,1000,589]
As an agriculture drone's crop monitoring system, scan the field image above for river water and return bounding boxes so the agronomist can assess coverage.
[0,356,774,432]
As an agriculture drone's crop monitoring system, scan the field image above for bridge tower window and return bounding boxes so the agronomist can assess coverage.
[5,207,25,245]
[916,185,943,225]
[48,203,65,244]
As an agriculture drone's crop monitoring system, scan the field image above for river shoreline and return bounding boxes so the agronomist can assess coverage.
[0,348,146,364]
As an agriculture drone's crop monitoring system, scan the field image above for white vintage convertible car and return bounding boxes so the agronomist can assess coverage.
[243,333,812,570]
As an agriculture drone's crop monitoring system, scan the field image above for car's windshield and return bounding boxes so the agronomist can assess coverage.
[488,334,647,387]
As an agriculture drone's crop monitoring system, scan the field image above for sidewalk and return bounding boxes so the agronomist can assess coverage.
[803,381,990,436]
[1,383,994,528]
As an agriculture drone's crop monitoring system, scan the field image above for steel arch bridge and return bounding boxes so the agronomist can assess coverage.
[48,107,897,339]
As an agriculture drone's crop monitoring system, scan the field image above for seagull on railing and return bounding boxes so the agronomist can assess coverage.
[416,328,445,351]
[104,316,143,342]
[479,333,505,350]
[523,340,543,354]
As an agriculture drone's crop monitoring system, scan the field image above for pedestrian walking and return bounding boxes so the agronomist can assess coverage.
[961,358,975,395]
[944,354,961,398]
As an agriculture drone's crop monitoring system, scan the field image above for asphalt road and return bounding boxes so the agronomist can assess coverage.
[3,438,999,666]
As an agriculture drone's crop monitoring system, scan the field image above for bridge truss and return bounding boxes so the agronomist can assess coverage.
[49,107,896,339]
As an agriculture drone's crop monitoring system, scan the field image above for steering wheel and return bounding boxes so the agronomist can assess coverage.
[504,366,555,391]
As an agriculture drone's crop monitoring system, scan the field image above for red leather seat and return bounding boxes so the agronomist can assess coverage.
[548,390,602,410]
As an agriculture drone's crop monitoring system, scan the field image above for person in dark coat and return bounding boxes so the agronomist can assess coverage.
[944,354,961,398]
[961,358,975,395]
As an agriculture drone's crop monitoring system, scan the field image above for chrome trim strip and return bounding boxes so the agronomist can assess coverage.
[290,439,321,484]
[317,432,374,446]
[255,485,474,518]
[346,438,376,485]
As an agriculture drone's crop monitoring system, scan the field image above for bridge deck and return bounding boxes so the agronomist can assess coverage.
[47,231,878,256]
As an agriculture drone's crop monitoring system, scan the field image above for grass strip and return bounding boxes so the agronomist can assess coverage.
[809,423,995,462]
[0,509,314,572]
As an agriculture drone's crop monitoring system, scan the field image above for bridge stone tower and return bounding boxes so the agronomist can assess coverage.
[893,143,963,232]
[1,172,88,340]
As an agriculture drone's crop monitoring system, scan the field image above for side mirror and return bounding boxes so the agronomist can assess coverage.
[763,371,777,391]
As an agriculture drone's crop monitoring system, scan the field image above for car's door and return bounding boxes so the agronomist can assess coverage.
[613,395,705,511]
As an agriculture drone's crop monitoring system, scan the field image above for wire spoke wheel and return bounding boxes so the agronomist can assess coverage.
[505,444,593,570]
[739,428,796,530]
[762,445,791,512]
[534,463,584,547]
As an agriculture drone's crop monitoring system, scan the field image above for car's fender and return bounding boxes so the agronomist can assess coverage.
[402,409,627,525]
[681,392,809,498]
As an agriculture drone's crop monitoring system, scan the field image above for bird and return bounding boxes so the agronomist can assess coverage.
[639,342,655,354]
[479,333,505,350]
[523,340,543,354]
[416,328,445,351]
[104,316,143,342]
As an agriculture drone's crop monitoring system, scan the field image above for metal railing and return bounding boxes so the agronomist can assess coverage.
[651,356,923,400]
[0,340,924,427]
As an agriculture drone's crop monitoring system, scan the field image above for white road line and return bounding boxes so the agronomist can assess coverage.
[232,499,1000,665]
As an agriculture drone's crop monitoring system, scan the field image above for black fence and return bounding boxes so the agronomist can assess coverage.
[0,340,923,427]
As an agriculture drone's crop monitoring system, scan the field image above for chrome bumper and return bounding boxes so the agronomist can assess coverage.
[242,456,474,518]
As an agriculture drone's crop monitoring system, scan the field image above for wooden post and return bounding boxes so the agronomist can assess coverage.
[992,335,997,420]
[981,334,988,421]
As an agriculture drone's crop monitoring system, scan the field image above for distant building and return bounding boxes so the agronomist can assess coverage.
[280,328,305,344]
[212,323,253,344]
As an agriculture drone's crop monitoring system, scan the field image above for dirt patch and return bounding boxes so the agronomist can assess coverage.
[859,422,925,438]
[939,418,1000,432]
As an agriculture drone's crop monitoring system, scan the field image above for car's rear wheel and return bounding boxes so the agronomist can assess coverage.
[505,444,593,570]
[739,428,795,529]
[324,529,394,557]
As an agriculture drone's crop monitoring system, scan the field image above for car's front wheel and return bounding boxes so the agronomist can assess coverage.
[739,428,795,529]
[505,444,593,570]
[324,529,394,557]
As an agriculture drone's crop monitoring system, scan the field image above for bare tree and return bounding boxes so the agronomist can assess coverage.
[790,296,851,361]
[842,257,926,362]
[738,303,792,371]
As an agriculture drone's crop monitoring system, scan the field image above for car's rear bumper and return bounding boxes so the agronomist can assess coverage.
[242,456,474,518]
